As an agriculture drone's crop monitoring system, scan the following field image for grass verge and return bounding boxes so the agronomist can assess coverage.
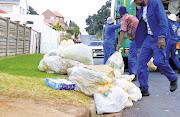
[0,54,92,107]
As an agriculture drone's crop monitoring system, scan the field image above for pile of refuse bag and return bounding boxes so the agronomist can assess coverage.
[38,40,142,114]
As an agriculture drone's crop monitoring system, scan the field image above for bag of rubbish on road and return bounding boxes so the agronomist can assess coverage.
[60,43,93,65]
[94,86,129,114]
[67,65,114,96]
[147,57,157,71]
[45,78,76,90]
[38,56,84,74]
[105,51,124,78]
[113,78,142,102]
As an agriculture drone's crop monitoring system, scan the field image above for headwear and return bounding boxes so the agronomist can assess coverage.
[107,17,115,24]
[118,6,128,14]
[168,14,177,21]
[130,0,135,5]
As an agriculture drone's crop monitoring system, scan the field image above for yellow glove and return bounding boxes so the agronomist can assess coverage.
[157,36,165,49]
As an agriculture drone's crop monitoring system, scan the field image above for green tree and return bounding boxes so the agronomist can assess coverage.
[53,21,63,31]
[85,0,111,39]
[28,6,38,15]
[68,21,80,38]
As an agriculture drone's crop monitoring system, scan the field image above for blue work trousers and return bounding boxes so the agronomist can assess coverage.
[103,42,115,64]
[166,43,180,69]
[138,35,177,90]
[128,40,139,75]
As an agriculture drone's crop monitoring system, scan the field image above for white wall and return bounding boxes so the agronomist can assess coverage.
[40,24,60,53]
[19,0,28,15]
[0,0,27,15]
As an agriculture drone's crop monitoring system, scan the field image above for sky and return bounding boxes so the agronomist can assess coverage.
[27,0,108,35]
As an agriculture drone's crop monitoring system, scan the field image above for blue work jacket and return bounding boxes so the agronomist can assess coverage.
[169,20,180,44]
[135,0,172,48]
[103,23,121,46]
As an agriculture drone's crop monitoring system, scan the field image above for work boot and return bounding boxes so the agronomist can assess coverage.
[132,75,137,81]
[178,69,180,74]
[140,87,150,96]
[170,78,178,92]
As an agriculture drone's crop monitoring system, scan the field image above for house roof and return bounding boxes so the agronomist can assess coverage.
[44,19,65,26]
[0,0,20,3]
[53,11,64,18]
[0,9,7,13]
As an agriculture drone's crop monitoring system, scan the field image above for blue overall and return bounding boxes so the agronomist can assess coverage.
[134,0,177,90]
[128,39,139,75]
[166,21,180,69]
[103,23,121,64]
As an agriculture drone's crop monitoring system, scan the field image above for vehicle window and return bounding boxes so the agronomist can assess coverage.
[89,42,103,46]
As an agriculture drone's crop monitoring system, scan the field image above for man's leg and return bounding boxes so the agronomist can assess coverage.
[128,40,138,75]
[171,44,180,70]
[138,46,152,90]
[103,44,115,64]
[153,44,178,92]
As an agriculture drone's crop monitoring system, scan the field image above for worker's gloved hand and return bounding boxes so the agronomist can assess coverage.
[157,36,166,49]
[116,46,120,51]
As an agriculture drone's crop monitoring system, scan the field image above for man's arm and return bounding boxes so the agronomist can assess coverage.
[116,31,125,51]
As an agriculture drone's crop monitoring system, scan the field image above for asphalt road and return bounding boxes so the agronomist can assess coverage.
[93,57,180,117]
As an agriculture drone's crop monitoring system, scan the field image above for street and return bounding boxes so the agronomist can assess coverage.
[94,57,180,117]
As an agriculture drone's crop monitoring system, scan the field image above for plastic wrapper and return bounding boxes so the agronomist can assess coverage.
[105,51,124,78]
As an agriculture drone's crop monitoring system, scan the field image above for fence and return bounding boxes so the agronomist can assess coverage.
[0,17,31,57]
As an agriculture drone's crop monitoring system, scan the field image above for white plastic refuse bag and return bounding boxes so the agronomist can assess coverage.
[113,78,142,101]
[128,86,142,102]
[105,51,124,78]
[38,56,84,74]
[67,66,113,96]
[94,86,129,114]
[61,43,93,65]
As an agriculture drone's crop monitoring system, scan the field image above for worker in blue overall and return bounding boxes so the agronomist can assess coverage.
[130,0,178,96]
[103,17,120,64]
[166,14,180,74]
[116,6,139,81]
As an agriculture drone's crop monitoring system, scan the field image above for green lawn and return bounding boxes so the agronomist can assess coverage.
[0,54,92,107]
[0,54,66,78]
